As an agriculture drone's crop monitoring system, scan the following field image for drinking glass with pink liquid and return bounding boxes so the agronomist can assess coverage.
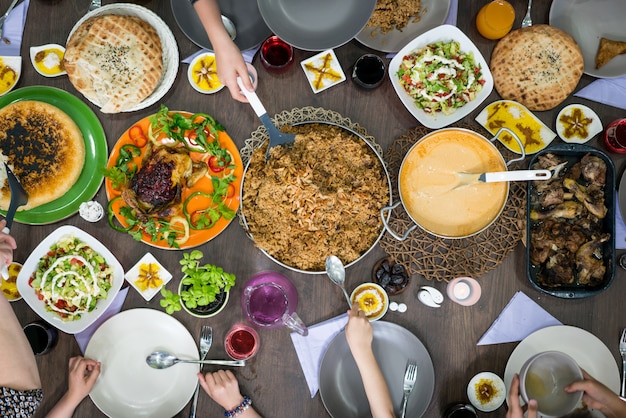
[241,271,308,336]
[225,323,259,360]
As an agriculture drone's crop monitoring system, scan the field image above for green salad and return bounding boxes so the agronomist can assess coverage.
[29,235,113,321]
[397,40,485,115]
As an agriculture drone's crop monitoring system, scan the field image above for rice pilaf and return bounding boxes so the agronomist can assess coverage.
[242,124,389,271]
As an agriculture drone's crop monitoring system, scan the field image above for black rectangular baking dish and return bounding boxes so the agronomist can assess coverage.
[526,143,616,298]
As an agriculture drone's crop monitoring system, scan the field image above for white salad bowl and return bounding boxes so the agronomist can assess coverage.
[17,225,124,334]
[389,24,493,129]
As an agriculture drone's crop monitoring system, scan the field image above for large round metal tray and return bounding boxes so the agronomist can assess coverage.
[238,107,391,275]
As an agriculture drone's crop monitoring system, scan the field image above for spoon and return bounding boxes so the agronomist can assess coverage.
[145,351,245,369]
[521,0,533,28]
[325,256,352,307]
[221,15,237,41]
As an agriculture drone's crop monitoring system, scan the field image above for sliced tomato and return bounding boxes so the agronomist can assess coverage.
[129,125,148,147]
[208,156,225,172]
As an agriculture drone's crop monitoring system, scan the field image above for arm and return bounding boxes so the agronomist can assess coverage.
[198,369,262,417]
[192,0,252,102]
[0,224,40,391]
[45,357,101,418]
[345,304,395,418]
[564,369,626,418]
[505,373,537,418]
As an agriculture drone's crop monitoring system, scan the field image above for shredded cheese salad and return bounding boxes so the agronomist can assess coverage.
[397,40,485,115]
[29,235,113,321]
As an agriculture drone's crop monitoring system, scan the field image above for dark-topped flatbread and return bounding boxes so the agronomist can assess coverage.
[0,100,85,210]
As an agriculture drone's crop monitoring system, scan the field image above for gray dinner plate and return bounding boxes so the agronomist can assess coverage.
[319,321,434,418]
[550,0,626,78]
[171,0,271,51]
[257,0,377,51]
[355,0,451,53]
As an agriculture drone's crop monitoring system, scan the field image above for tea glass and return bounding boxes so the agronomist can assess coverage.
[351,54,385,89]
[23,320,58,355]
[224,323,259,361]
[604,118,626,154]
[259,36,294,73]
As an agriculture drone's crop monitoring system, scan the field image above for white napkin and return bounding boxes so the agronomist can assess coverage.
[574,75,626,110]
[74,287,129,354]
[182,46,259,65]
[445,0,458,26]
[0,0,29,57]
[477,291,562,345]
[615,191,626,250]
[290,313,347,398]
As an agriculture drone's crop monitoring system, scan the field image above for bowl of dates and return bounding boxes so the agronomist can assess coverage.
[373,257,409,295]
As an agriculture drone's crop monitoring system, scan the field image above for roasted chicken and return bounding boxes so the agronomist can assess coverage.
[122,144,207,221]
[529,153,610,288]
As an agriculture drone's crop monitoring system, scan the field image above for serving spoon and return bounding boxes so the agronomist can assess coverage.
[145,351,245,369]
[221,15,237,40]
[454,169,551,189]
[325,256,352,307]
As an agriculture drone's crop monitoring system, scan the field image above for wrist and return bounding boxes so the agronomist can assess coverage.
[223,395,251,417]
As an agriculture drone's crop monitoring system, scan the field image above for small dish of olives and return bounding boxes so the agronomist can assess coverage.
[372,257,409,295]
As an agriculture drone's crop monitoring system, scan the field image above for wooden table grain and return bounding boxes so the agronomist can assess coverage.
[8,1,625,417]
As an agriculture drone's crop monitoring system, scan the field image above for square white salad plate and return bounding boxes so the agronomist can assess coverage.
[17,225,124,334]
[389,24,493,129]
[125,253,172,301]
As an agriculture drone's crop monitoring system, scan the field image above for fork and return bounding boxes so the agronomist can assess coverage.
[400,359,418,418]
[190,325,212,418]
[88,0,101,12]
[619,328,626,398]
[521,0,533,28]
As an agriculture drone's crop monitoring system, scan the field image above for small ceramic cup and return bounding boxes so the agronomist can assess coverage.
[23,321,58,356]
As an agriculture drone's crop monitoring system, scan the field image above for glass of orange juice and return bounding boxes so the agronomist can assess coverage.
[476,0,515,40]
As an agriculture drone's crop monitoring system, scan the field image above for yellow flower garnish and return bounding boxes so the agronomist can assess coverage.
[135,263,163,292]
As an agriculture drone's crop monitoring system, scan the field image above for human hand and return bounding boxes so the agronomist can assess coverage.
[198,369,245,410]
[66,356,101,404]
[0,220,16,267]
[506,373,538,418]
[345,303,373,358]
[564,370,626,418]
[213,37,252,103]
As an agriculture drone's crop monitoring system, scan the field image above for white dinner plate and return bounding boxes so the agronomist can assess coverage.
[355,0,451,53]
[16,225,124,334]
[85,308,199,418]
[319,321,435,418]
[550,0,626,78]
[66,3,179,113]
[388,25,493,129]
[504,325,620,417]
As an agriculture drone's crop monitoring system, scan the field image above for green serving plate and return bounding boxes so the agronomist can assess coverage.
[0,86,107,224]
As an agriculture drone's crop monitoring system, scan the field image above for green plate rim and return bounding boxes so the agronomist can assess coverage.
[0,86,107,224]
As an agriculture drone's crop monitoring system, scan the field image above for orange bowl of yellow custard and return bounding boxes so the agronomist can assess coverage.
[392,128,509,239]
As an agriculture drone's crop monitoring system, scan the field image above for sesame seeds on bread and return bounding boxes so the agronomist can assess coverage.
[490,24,584,111]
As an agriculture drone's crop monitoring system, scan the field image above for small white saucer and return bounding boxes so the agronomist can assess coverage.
[467,371,506,412]
[556,104,603,144]
[446,277,481,306]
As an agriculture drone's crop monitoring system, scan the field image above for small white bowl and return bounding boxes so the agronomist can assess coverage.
[29,44,66,77]
[187,52,224,94]
[125,253,172,301]
[519,351,583,417]
[556,104,603,144]
[467,371,506,412]
[350,282,389,321]
[0,56,21,96]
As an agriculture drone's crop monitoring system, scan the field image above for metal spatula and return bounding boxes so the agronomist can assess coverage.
[1,163,28,279]
[236,77,295,160]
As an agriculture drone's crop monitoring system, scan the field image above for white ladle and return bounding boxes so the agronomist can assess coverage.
[454,169,551,189]
[325,256,352,307]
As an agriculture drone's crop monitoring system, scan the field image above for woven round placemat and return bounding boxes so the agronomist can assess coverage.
[380,124,526,283]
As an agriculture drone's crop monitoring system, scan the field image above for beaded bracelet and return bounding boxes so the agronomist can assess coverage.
[224,396,252,417]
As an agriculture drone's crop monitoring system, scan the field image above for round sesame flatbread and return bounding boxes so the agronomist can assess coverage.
[490,25,584,111]
[0,100,85,211]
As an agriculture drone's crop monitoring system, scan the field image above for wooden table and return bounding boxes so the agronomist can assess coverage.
[9,0,625,417]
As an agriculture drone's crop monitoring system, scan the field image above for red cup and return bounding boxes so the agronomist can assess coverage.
[260,36,294,74]
[224,323,259,360]
[604,118,626,154]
